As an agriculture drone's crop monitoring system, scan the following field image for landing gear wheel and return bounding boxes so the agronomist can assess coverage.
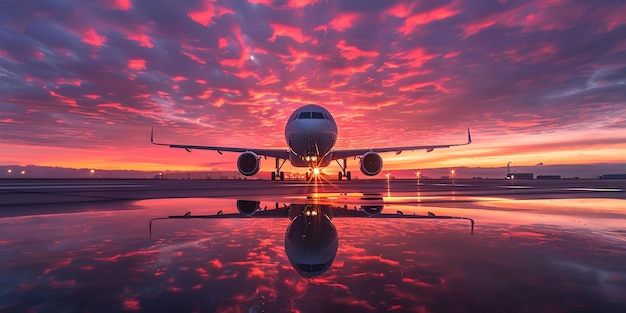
[346,171,352,181]
[273,158,286,181]
[338,172,343,181]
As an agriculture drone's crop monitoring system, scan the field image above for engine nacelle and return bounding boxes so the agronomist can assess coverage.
[360,152,383,176]
[236,200,260,217]
[237,151,260,176]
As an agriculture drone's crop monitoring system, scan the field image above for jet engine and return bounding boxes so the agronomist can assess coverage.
[359,152,383,176]
[236,200,260,217]
[237,151,260,176]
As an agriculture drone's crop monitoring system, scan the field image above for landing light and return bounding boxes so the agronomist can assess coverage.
[313,168,320,175]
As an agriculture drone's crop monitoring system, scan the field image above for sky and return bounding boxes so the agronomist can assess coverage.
[1,0,625,177]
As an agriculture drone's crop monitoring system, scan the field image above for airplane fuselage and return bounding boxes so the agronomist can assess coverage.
[285,104,337,168]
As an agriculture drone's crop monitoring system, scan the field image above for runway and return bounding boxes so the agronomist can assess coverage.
[1,178,625,206]
[1,178,625,312]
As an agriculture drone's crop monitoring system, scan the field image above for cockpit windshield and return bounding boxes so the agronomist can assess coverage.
[298,112,327,119]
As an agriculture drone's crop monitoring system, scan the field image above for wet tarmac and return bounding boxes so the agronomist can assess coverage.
[1,179,625,312]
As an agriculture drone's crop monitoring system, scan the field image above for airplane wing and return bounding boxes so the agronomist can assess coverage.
[331,128,471,160]
[149,205,474,236]
[150,128,290,160]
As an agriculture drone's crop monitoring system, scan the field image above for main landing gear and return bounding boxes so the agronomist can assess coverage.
[335,157,352,181]
[271,157,286,181]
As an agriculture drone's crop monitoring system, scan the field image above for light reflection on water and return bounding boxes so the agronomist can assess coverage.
[0,197,625,312]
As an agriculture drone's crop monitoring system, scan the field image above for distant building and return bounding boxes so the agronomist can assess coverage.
[159,171,245,180]
[537,175,561,180]
[600,174,626,179]
[506,173,533,180]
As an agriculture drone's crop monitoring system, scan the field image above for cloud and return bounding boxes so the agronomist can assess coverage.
[0,0,625,172]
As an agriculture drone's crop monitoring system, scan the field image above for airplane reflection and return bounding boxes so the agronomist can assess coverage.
[149,196,474,278]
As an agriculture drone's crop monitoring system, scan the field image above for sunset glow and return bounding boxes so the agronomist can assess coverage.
[1,0,625,176]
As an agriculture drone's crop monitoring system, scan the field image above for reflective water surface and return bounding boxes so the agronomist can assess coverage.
[1,194,625,312]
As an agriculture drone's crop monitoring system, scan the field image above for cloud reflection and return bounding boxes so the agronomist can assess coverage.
[0,197,624,312]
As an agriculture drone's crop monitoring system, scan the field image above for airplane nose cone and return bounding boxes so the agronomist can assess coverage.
[284,212,338,277]
[285,120,337,157]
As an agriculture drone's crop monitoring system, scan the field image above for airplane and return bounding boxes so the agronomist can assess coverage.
[149,195,475,277]
[151,104,471,180]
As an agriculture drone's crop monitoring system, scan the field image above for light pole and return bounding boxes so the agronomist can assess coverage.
[450,169,456,185]
[415,170,421,201]
[386,172,391,197]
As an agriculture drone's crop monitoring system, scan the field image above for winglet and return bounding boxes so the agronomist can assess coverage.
[150,127,154,143]
[467,128,472,144]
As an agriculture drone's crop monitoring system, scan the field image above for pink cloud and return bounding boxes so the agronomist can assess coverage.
[171,76,188,82]
[79,28,107,47]
[56,78,81,86]
[106,0,133,11]
[399,3,461,35]
[218,37,228,49]
[489,43,558,64]
[462,0,589,38]
[328,12,360,32]
[49,90,78,107]
[398,81,440,92]
[389,48,439,69]
[328,62,373,77]
[605,6,626,31]
[443,52,460,59]
[337,40,379,60]
[198,89,213,99]
[257,73,281,86]
[126,32,153,48]
[182,51,207,64]
[284,0,320,8]
[247,0,273,5]
[127,59,146,70]
[386,1,417,18]
[269,23,308,43]
[188,0,233,26]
